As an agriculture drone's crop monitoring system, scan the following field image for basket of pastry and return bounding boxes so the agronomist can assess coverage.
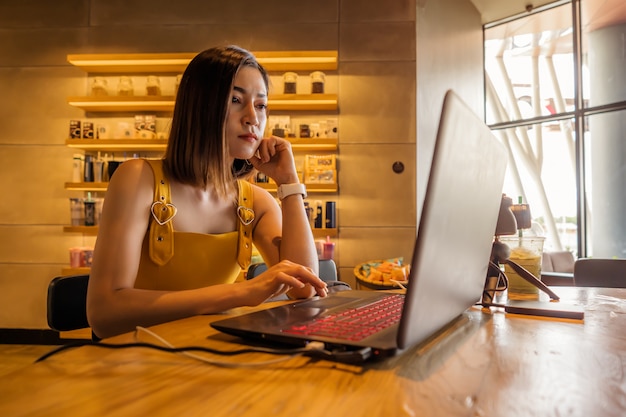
[354,257,410,290]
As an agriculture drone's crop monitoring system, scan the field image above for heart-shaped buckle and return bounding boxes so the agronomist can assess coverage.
[237,206,255,226]
[151,201,177,226]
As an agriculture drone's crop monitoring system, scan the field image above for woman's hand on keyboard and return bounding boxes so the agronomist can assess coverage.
[243,260,328,304]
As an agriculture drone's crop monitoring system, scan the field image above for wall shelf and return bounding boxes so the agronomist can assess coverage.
[63,226,98,235]
[254,183,337,193]
[267,94,338,111]
[67,96,175,112]
[65,138,336,152]
[63,225,336,239]
[66,139,168,151]
[313,228,338,238]
[287,138,337,151]
[66,181,337,193]
[65,182,108,192]
[62,267,91,275]
[67,94,337,112]
[67,51,338,73]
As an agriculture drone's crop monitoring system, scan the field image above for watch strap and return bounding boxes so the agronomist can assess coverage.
[277,183,307,200]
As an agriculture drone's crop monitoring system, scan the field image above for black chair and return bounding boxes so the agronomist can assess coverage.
[318,259,339,283]
[47,274,90,332]
[246,262,270,281]
[573,258,626,288]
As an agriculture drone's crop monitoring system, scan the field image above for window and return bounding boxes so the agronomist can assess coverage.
[484,0,626,259]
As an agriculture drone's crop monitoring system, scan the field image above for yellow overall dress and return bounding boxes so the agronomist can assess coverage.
[134,159,254,290]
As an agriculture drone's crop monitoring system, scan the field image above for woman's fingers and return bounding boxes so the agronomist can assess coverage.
[263,262,328,298]
[254,137,278,163]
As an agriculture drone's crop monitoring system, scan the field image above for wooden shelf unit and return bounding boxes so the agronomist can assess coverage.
[63,50,340,273]
[67,94,337,112]
[63,225,337,239]
[65,138,336,152]
[253,182,337,193]
[63,226,98,235]
[66,181,337,193]
[67,50,338,73]
[66,138,168,151]
[61,267,91,276]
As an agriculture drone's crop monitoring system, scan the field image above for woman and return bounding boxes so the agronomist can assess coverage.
[87,45,327,339]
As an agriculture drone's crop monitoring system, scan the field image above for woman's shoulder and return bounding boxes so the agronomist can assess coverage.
[249,182,280,217]
[249,182,275,202]
[107,158,155,196]
[112,158,155,179]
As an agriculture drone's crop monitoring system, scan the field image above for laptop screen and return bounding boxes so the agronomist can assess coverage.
[397,90,507,348]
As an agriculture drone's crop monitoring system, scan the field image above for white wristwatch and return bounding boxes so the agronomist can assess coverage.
[277,183,307,200]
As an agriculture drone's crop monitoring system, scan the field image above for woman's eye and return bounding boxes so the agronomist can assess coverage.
[231,96,242,104]
[256,103,268,111]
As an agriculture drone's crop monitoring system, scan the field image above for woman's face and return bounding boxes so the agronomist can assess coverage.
[225,66,268,160]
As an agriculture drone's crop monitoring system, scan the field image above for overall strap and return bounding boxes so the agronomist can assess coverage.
[236,180,254,269]
[146,159,175,266]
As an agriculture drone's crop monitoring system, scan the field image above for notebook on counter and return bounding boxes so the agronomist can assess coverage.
[211,90,508,362]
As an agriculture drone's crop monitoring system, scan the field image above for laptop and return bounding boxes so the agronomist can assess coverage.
[211,90,508,362]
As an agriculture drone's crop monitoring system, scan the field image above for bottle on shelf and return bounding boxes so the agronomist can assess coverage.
[314,200,323,228]
[93,152,104,182]
[325,201,336,228]
[91,77,108,96]
[146,75,161,96]
[83,155,94,182]
[84,192,95,226]
[117,76,134,96]
[72,154,83,183]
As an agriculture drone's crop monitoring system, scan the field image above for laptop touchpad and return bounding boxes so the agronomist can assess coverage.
[294,296,357,309]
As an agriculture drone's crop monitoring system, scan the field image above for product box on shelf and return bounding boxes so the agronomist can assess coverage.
[69,120,82,138]
[305,199,337,230]
[69,247,94,268]
[134,114,157,138]
[304,154,336,184]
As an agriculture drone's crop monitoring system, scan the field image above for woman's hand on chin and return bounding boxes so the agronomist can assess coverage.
[248,136,299,185]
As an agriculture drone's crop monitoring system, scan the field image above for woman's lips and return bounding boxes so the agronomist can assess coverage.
[239,134,257,143]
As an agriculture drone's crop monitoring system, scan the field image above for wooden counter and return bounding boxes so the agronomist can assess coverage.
[1,287,625,417]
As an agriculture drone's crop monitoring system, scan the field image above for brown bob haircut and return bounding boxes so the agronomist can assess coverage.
[163,45,269,198]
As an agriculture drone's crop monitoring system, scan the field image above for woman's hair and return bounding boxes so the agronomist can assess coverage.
[163,45,269,198]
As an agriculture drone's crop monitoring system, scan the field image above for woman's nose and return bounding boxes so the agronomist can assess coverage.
[242,103,259,126]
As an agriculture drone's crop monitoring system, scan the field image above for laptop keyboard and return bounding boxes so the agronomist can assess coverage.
[282,294,405,342]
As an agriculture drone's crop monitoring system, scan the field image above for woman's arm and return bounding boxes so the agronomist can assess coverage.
[249,137,320,299]
[251,187,319,299]
[87,159,325,339]
[86,159,233,337]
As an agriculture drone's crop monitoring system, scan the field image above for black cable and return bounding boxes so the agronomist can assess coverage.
[481,261,509,306]
[476,301,507,309]
[35,341,317,363]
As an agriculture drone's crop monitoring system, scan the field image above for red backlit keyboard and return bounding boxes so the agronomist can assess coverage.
[282,294,405,342]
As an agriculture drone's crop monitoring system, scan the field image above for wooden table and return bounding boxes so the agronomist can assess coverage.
[1,287,625,417]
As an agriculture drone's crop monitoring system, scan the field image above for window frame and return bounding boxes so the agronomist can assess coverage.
[483,0,626,258]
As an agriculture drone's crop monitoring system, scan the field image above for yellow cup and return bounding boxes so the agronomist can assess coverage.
[500,236,545,300]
